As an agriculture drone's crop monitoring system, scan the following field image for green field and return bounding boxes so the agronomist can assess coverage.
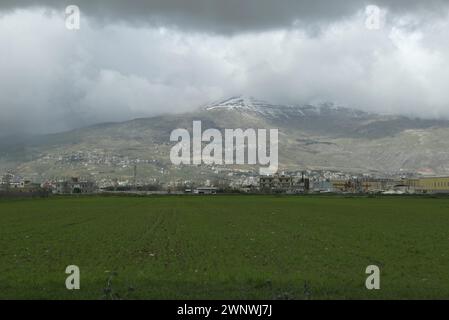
[1,195,449,300]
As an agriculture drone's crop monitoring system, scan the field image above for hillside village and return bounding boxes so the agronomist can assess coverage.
[2,98,449,197]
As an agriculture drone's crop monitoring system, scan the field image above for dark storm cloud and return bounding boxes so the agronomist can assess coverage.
[1,1,449,136]
[0,0,448,34]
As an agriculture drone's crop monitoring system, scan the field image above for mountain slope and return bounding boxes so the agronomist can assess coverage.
[2,96,449,180]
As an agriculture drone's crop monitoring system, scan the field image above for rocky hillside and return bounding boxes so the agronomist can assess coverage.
[2,96,449,180]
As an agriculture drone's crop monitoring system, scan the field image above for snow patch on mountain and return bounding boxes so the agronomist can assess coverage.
[204,96,370,119]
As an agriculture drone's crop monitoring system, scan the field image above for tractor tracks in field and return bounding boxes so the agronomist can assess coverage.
[129,208,185,270]
[130,209,172,260]
[61,217,98,228]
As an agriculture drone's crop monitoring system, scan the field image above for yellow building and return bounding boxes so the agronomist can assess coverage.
[330,180,349,192]
[406,177,449,193]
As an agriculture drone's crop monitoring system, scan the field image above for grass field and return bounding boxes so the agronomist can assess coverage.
[1,195,449,300]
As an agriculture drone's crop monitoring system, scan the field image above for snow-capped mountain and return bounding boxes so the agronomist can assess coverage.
[3,95,449,178]
[204,95,371,120]
[205,96,271,111]
[204,96,302,118]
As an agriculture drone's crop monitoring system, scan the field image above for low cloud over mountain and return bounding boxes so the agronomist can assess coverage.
[1,1,449,136]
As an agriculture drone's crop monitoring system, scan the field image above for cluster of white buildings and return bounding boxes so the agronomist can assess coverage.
[0,173,35,190]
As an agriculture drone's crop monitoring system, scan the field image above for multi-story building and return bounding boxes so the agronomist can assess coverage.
[54,177,97,194]
[260,174,293,192]
[259,174,309,193]
[406,177,449,194]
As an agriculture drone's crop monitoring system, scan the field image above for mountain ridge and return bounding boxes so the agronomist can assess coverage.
[2,96,449,180]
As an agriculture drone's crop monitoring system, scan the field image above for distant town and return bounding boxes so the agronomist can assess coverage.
[2,164,449,197]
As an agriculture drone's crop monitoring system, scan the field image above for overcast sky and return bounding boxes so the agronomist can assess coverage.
[1,1,449,136]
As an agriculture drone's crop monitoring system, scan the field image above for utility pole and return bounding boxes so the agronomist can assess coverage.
[4,172,11,192]
[133,164,137,190]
